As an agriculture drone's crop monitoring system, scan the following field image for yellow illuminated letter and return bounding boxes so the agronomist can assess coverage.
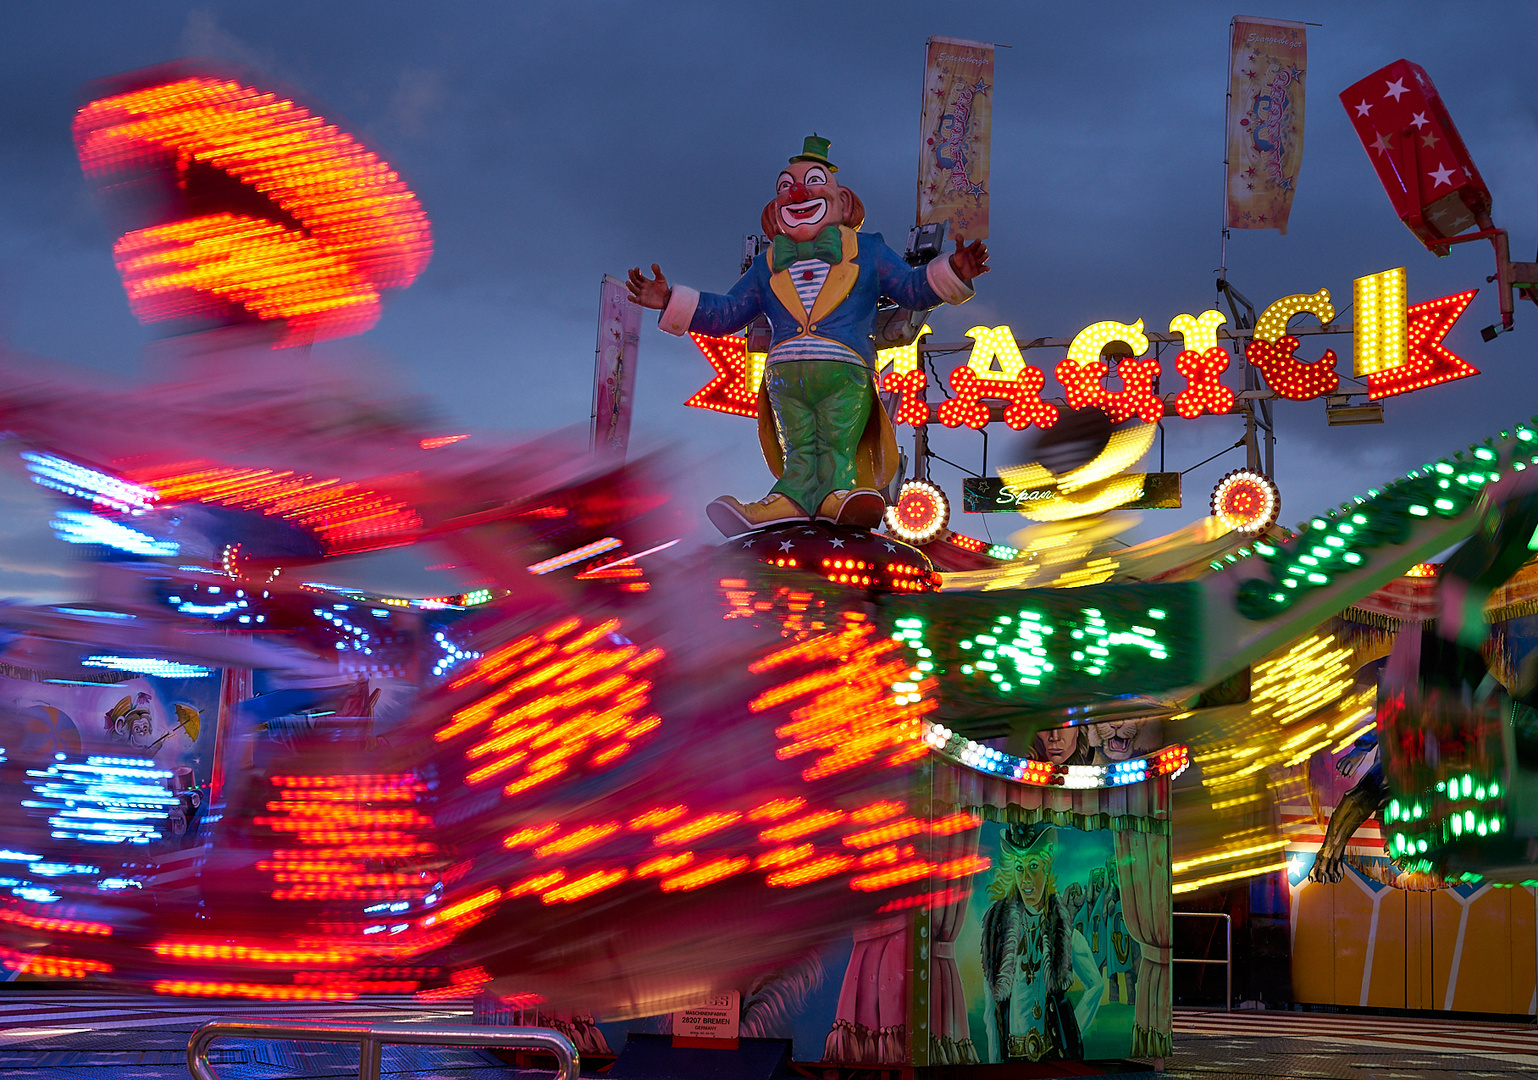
[877,324,931,376]
[1353,268,1407,376]
[1253,289,1335,344]
[965,325,1027,381]
[1168,310,1226,352]
[1066,319,1149,365]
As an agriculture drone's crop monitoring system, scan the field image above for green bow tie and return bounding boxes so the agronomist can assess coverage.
[771,226,843,272]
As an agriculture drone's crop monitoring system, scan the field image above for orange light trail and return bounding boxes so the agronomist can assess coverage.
[75,75,431,345]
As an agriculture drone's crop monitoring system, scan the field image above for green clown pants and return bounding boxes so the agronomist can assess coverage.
[766,360,872,517]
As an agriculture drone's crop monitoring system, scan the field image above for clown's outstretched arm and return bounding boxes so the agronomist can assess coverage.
[872,235,986,311]
[627,263,764,338]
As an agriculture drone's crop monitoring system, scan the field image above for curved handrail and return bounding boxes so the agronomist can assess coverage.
[187,1018,579,1080]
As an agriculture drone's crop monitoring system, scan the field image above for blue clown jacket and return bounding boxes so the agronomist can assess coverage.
[657,226,974,366]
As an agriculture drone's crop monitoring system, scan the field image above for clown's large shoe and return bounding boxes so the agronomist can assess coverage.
[706,492,809,537]
[817,488,885,528]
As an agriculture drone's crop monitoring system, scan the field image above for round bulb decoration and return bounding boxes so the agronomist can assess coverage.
[1212,469,1280,534]
[885,480,949,544]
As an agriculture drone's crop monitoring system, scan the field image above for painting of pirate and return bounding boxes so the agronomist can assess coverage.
[980,823,1104,1062]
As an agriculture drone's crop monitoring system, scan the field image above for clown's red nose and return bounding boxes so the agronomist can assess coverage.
[788,181,811,202]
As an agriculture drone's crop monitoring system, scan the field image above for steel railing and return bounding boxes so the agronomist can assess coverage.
[187,1019,579,1080]
[1172,911,1232,1011]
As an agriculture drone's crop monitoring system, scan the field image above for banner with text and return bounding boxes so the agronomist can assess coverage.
[1225,17,1306,234]
[918,36,993,242]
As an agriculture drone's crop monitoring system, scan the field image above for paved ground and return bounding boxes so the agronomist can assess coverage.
[1167,1008,1538,1078]
[0,994,1535,1077]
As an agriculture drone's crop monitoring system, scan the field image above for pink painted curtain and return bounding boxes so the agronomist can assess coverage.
[823,914,909,1063]
[928,825,979,1065]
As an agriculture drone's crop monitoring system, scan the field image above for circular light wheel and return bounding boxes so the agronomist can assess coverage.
[1211,469,1280,534]
[884,480,949,544]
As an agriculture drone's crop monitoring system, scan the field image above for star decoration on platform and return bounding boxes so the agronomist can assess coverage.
[829,537,845,548]
[1410,111,1429,129]
[1428,164,1456,188]
[1384,78,1408,101]
[1422,131,1440,148]
[1354,100,1372,117]
[741,539,755,548]
[778,540,795,552]
[884,542,897,553]
[1370,132,1394,155]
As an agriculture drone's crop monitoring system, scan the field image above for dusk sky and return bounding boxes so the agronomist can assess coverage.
[0,2,1535,598]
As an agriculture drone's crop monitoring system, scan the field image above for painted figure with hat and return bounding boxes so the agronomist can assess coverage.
[628,135,988,535]
[979,823,1104,1062]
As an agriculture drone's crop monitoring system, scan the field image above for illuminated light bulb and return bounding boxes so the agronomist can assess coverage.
[1353,268,1408,376]
[965,325,1029,380]
[878,324,931,376]
[1246,337,1340,400]
[685,333,759,417]
[1173,347,1235,419]
[881,368,930,427]
[884,480,949,544]
[1170,310,1227,353]
[75,75,431,346]
[1254,289,1334,345]
[1066,319,1150,365]
[1366,290,1479,400]
[1056,318,1162,422]
[939,364,1058,430]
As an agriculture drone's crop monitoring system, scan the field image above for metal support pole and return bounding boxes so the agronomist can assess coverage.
[1171,911,1233,1011]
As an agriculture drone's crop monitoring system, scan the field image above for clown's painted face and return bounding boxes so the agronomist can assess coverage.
[775,160,845,242]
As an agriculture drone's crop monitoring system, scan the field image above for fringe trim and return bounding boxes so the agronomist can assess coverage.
[971,804,1171,835]
[823,1019,906,1064]
[929,1034,979,1065]
[1130,1022,1171,1059]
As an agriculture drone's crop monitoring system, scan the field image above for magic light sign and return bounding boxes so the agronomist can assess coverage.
[685,266,1479,428]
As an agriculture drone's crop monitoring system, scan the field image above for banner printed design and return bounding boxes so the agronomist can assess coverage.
[1226,18,1306,234]
[919,37,993,242]
[592,274,642,455]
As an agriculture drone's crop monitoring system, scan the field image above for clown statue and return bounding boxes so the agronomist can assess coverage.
[628,135,987,536]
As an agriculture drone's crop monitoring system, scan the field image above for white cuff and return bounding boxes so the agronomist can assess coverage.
[658,285,700,336]
[926,255,975,306]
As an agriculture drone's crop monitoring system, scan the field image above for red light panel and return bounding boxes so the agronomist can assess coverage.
[1054,357,1165,423]
[1173,348,1236,418]
[684,334,759,417]
[881,369,930,427]
[129,460,421,554]
[1245,336,1340,400]
[939,365,1059,430]
[75,76,431,345]
[1367,290,1479,399]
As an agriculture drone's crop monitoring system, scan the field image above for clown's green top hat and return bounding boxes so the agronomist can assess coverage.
[789,133,837,172]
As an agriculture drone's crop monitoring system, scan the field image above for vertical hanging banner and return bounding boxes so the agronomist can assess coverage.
[591,274,641,456]
[1225,16,1307,234]
[918,36,993,242]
